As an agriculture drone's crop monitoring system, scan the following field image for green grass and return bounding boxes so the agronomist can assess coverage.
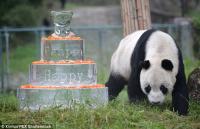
[0,92,200,129]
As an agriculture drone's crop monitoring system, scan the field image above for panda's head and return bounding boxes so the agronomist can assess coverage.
[140,59,176,105]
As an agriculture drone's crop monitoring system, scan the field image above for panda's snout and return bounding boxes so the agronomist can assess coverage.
[148,91,165,105]
[151,101,161,105]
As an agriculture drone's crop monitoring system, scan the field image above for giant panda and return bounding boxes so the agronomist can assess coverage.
[106,29,189,115]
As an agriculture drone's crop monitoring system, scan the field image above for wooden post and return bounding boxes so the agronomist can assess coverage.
[120,0,151,36]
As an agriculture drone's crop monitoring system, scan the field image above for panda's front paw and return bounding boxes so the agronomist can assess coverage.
[172,93,189,116]
[108,95,117,101]
[129,96,146,104]
[171,106,188,116]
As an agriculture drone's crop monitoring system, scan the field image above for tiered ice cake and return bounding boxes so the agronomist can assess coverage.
[17,11,108,110]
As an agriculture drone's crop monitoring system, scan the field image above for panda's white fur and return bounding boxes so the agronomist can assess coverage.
[111,30,146,80]
[110,30,179,104]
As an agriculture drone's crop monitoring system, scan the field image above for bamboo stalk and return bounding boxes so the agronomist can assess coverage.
[145,0,151,28]
[124,0,129,36]
[133,0,138,31]
[137,0,143,29]
[127,0,132,34]
[120,0,126,36]
[120,0,151,36]
[141,0,146,29]
[126,0,130,35]
[129,0,133,33]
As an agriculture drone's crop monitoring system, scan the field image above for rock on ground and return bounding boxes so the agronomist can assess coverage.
[187,68,200,101]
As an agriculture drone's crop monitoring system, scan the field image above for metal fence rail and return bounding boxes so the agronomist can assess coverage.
[0,24,193,91]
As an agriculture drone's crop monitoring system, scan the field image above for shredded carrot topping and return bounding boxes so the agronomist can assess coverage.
[32,60,95,64]
[42,35,82,40]
[20,84,105,89]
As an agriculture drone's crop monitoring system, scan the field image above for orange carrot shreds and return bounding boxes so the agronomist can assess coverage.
[32,60,95,64]
[41,35,82,41]
[20,84,105,89]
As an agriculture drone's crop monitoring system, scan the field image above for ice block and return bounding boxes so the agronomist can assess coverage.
[17,85,108,110]
[41,37,84,61]
[29,60,97,86]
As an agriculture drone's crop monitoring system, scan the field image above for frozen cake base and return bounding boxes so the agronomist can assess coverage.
[17,84,108,110]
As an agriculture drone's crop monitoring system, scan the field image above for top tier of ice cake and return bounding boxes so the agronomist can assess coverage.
[41,11,84,61]
[41,36,84,61]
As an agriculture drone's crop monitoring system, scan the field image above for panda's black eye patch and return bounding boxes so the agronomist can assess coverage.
[145,85,151,94]
[160,85,168,94]
[140,60,150,69]
[161,59,173,71]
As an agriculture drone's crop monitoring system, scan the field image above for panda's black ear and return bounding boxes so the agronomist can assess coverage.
[161,59,173,71]
[140,60,150,69]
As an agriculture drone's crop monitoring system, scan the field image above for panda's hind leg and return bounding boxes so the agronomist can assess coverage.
[105,73,127,100]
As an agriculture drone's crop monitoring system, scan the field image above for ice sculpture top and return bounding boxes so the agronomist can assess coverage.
[51,10,73,37]
[41,11,84,61]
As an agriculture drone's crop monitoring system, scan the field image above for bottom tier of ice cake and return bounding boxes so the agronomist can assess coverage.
[17,85,108,110]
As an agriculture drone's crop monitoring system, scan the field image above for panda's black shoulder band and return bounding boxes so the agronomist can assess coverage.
[131,29,157,67]
[128,29,157,101]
